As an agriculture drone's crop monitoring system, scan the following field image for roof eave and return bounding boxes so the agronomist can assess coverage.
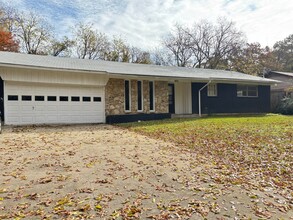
[0,63,108,75]
[0,62,278,85]
[209,77,279,85]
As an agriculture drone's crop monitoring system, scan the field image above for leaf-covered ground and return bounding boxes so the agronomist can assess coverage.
[0,115,292,219]
[121,114,293,219]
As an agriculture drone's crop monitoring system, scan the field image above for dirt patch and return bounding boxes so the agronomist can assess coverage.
[0,125,292,219]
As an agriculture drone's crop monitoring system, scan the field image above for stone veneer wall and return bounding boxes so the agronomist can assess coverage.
[105,78,169,115]
[154,81,169,113]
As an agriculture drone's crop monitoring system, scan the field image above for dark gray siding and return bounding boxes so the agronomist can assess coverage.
[192,83,270,114]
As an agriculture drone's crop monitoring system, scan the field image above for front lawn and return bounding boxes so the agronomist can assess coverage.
[121,114,293,195]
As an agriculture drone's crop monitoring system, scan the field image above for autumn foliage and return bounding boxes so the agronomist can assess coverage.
[0,29,19,52]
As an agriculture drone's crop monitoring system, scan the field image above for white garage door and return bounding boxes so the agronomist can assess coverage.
[4,82,105,125]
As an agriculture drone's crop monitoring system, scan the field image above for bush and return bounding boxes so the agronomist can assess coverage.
[277,97,293,115]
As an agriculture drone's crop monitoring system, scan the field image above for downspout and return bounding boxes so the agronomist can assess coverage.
[198,80,212,117]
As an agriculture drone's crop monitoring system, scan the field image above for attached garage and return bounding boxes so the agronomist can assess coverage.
[0,65,109,125]
[4,82,105,125]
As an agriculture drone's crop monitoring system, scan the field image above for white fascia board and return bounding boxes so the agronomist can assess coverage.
[109,73,209,82]
[208,77,279,85]
[0,63,109,76]
[109,73,277,85]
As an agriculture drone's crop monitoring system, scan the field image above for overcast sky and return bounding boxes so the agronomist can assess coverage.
[1,0,293,49]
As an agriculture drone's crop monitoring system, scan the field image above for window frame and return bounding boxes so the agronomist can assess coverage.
[47,96,57,101]
[82,96,91,102]
[207,83,217,97]
[8,95,18,101]
[124,80,131,112]
[59,96,69,102]
[71,96,80,102]
[93,97,102,102]
[237,85,258,98]
[137,80,143,112]
[35,96,45,101]
[149,81,155,112]
[21,95,32,101]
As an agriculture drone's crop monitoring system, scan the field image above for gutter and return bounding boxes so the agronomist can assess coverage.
[198,80,212,117]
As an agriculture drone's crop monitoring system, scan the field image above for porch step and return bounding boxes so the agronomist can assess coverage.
[171,114,200,119]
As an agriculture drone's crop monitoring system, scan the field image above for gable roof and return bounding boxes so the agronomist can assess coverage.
[0,51,277,84]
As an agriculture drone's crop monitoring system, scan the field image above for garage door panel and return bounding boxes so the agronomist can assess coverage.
[5,82,105,125]
[35,116,47,123]
[35,106,46,111]
[21,116,34,123]
[6,117,19,124]
[59,105,72,111]
[47,105,58,111]
[47,115,58,121]
[58,116,71,122]
[6,105,20,112]
[21,105,33,111]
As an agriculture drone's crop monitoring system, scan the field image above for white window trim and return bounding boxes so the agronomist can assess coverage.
[137,80,143,112]
[124,80,131,112]
[237,85,258,98]
[150,81,155,112]
[207,83,217,97]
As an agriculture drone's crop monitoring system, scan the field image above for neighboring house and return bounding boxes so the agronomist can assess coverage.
[0,52,276,125]
[265,71,293,110]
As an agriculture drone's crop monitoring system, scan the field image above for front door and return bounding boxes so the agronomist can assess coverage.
[168,83,175,114]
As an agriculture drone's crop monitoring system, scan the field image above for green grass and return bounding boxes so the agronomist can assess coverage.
[120,114,293,188]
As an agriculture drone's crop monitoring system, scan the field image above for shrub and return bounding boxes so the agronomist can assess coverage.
[277,96,293,115]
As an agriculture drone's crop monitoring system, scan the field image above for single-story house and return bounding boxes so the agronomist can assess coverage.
[265,71,293,110]
[0,51,277,125]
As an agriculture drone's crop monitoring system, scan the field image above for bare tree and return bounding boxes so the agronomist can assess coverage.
[74,23,110,59]
[50,36,75,57]
[13,12,52,54]
[163,24,193,67]
[163,18,246,69]
[208,18,246,69]
[152,47,173,66]
[105,36,131,62]
[0,5,16,32]
[188,21,214,68]
[130,47,151,64]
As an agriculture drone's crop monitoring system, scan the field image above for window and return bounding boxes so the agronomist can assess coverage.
[35,96,44,101]
[48,96,57,101]
[83,96,91,102]
[237,85,258,97]
[208,84,217,96]
[168,84,174,105]
[149,81,155,111]
[137,81,143,111]
[22,95,31,101]
[60,96,68,101]
[93,97,101,102]
[168,84,175,114]
[71,96,80,102]
[125,80,131,111]
[8,95,18,101]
